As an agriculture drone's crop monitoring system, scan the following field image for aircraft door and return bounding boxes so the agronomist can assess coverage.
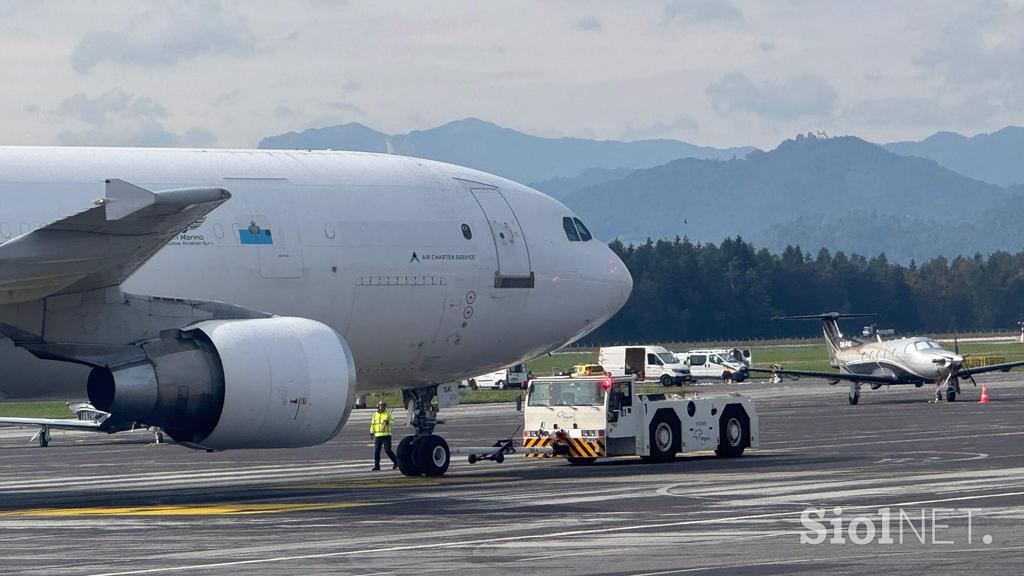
[470,188,534,288]
[231,181,304,279]
[606,380,637,455]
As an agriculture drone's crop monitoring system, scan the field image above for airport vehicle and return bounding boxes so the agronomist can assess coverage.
[522,375,757,464]
[569,363,605,377]
[0,402,163,446]
[681,350,749,382]
[469,364,528,390]
[0,147,632,477]
[598,346,693,386]
[753,313,1024,404]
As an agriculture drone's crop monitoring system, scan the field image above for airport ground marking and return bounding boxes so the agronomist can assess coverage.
[0,502,381,517]
[84,487,1024,576]
[276,475,521,490]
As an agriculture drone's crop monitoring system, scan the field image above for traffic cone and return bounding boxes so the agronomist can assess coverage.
[979,384,990,404]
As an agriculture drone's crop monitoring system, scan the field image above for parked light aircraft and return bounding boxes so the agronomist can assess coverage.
[752,313,1024,404]
[0,401,161,447]
[0,146,632,476]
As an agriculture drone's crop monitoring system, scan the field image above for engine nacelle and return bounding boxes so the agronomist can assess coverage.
[88,317,357,450]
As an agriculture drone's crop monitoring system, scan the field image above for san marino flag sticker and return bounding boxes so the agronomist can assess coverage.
[237,216,273,245]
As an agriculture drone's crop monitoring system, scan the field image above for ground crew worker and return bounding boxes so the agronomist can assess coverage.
[370,400,397,470]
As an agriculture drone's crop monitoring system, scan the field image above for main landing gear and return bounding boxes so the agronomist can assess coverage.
[396,385,451,477]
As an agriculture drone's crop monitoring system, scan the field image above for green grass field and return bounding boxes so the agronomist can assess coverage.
[3,340,1021,417]
[0,401,76,419]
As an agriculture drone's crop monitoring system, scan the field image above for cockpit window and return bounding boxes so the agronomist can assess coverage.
[562,217,580,241]
[573,218,593,241]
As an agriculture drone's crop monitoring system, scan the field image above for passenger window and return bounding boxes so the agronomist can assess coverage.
[690,355,707,365]
[562,217,580,241]
[573,218,592,241]
[647,353,662,366]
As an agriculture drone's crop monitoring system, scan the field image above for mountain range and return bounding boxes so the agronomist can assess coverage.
[564,133,1017,262]
[259,119,1024,261]
[885,127,1024,188]
[258,118,754,184]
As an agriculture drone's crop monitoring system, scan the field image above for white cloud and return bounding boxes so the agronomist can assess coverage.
[0,1,1020,149]
[52,89,217,147]
[71,1,259,73]
[846,97,995,128]
[663,0,743,25]
[573,16,604,32]
[706,73,836,120]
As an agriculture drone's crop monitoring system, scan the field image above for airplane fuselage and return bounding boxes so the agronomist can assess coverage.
[833,337,961,383]
[0,147,632,399]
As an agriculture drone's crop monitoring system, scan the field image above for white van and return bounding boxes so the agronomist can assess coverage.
[470,364,529,390]
[680,350,750,382]
[598,345,693,386]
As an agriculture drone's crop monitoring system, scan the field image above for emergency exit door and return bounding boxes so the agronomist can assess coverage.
[471,188,534,288]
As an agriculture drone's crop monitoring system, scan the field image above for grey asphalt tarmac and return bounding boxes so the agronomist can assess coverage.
[1,375,1023,576]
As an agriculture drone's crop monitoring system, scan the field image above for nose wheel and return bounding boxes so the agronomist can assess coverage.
[848,382,861,405]
[397,385,453,477]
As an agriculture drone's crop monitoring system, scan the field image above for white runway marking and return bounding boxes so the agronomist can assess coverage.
[83,488,1024,576]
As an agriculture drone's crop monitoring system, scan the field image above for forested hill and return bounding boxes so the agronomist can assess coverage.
[583,237,1024,344]
[565,133,1012,262]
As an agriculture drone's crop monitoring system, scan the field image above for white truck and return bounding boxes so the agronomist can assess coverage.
[522,375,758,464]
[598,345,693,386]
[680,349,750,383]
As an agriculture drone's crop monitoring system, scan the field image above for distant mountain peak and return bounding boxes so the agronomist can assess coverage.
[885,126,1024,187]
[259,118,755,183]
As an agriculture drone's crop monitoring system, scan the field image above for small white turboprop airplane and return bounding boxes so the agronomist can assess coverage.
[0,401,163,447]
[0,146,632,476]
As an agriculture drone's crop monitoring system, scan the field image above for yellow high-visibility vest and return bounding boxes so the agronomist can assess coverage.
[370,409,393,437]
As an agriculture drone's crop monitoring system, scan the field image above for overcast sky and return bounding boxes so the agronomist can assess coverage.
[2,0,1022,150]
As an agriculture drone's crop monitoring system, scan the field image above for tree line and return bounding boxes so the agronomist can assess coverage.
[584,237,1024,344]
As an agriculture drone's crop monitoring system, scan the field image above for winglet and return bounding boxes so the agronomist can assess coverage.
[104,179,156,220]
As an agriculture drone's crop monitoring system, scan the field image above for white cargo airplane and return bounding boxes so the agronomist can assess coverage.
[0,146,632,476]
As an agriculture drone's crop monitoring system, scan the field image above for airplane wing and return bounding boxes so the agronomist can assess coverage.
[0,179,230,305]
[749,367,902,384]
[959,360,1024,378]
[0,416,102,431]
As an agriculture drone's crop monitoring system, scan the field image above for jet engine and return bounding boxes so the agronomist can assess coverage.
[87,317,356,450]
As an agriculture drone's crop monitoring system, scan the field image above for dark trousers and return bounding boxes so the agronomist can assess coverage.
[374,435,396,467]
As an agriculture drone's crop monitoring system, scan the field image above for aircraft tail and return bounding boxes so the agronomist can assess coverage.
[774,313,877,368]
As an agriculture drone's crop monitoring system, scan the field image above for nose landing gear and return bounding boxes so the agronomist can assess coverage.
[396,385,452,477]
